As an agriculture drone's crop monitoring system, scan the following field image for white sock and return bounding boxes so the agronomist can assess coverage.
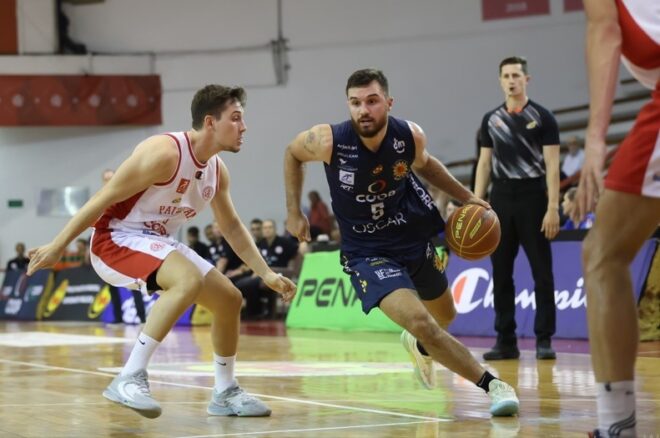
[596,381,636,437]
[120,333,160,376]
[213,353,237,393]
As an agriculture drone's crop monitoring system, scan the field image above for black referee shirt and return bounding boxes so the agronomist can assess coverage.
[479,99,559,180]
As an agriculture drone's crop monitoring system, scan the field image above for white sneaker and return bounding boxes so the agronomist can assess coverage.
[207,384,271,417]
[103,369,162,419]
[401,330,436,389]
[488,380,519,417]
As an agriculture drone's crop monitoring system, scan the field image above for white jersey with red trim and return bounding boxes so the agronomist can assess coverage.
[617,0,660,89]
[94,131,220,237]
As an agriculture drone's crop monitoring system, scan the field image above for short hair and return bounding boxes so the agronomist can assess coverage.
[499,56,528,75]
[346,68,389,96]
[187,226,200,236]
[565,187,578,201]
[250,218,263,226]
[191,85,246,129]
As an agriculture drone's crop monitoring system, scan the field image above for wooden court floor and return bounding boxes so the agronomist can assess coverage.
[0,321,658,438]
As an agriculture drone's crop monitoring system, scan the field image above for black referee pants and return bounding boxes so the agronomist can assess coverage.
[489,177,556,346]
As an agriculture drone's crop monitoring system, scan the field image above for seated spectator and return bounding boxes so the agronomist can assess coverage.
[236,219,299,319]
[186,226,211,261]
[307,190,332,239]
[205,222,223,266]
[561,187,595,230]
[560,136,585,181]
[249,218,263,242]
[6,242,29,271]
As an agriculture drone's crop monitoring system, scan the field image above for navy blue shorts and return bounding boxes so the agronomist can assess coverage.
[341,242,449,314]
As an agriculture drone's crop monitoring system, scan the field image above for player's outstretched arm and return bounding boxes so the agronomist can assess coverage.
[211,160,296,302]
[284,124,332,242]
[27,136,178,275]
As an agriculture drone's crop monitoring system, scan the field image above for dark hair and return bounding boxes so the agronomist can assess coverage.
[191,85,246,129]
[187,226,200,236]
[250,218,263,226]
[499,56,528,75]
[345,68,389,96]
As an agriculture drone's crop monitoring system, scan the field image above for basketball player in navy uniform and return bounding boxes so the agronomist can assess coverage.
[283,68,519,416]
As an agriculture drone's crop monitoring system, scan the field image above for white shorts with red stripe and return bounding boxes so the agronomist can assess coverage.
[605,85,660,198]
[90,229,214,293]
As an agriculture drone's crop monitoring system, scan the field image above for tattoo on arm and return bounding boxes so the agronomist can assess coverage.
[303,129,317,156]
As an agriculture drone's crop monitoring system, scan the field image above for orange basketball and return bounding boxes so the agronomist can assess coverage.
[445,204,501,261]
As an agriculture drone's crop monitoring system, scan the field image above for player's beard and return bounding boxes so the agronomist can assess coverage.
[351,115,387,138]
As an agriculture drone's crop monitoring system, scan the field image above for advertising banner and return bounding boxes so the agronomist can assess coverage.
[99,287,209,326]
[286,240,656,338]
[41,265,111,321]
[0,269,52,320]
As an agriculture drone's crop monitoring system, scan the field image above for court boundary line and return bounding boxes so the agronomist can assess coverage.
[0,358,451,422]
[176,420,441,438]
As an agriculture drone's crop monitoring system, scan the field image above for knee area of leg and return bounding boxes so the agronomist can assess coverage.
[408,317,439,342]
[180,274,204,298]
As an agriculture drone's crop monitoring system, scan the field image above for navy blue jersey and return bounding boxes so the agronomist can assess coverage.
[325,116,444,259]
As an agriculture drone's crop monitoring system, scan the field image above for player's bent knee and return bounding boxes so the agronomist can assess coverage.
[178,273,205,299]
[406,315,440,343]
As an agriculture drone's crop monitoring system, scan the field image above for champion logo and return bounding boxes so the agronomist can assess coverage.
[451,267,586,314]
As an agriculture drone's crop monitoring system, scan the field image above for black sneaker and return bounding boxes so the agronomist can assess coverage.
[536,340,556,360]
[483,345,520,360]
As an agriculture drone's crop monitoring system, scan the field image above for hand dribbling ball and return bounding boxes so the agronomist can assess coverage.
[445,204,501,260]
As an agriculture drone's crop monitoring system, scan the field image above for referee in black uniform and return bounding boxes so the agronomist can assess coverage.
[474,56,560,360]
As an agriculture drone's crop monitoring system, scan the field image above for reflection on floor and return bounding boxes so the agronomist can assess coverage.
[0,321,658,437]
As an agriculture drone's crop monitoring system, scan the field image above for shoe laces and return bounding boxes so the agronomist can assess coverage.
[131,370,152,396]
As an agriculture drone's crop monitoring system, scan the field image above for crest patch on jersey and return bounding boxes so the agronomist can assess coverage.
[372,164,383,175]
[392,160,409,180]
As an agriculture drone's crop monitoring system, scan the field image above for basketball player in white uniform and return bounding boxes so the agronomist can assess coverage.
[578,1,660,436]
[27,85,296,419]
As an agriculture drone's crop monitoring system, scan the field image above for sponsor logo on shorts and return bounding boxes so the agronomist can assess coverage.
[375,268,402,280]
[359,279,368,293]
[150,242,166,252]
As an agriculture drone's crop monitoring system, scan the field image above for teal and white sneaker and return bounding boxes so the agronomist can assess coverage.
[488,379,519,416]
[102,369,162,419]
[207,384,271,417]
[400,330,436,389]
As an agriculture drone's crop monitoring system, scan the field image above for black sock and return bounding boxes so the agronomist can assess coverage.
[476,371,497,393]
[416,340,429,356]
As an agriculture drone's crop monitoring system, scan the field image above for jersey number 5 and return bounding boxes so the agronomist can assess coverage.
[371,202,384,220]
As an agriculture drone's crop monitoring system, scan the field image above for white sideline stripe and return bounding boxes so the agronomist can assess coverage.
[0,358,451,422]
[176,420,441,438]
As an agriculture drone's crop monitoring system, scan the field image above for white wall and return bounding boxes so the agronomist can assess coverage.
[0,0,590,263]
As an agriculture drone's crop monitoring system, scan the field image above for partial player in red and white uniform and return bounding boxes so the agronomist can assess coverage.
[26,85,296,421]
[604,0,660,198]
[579,1,660,437]
[91,131,222,293]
